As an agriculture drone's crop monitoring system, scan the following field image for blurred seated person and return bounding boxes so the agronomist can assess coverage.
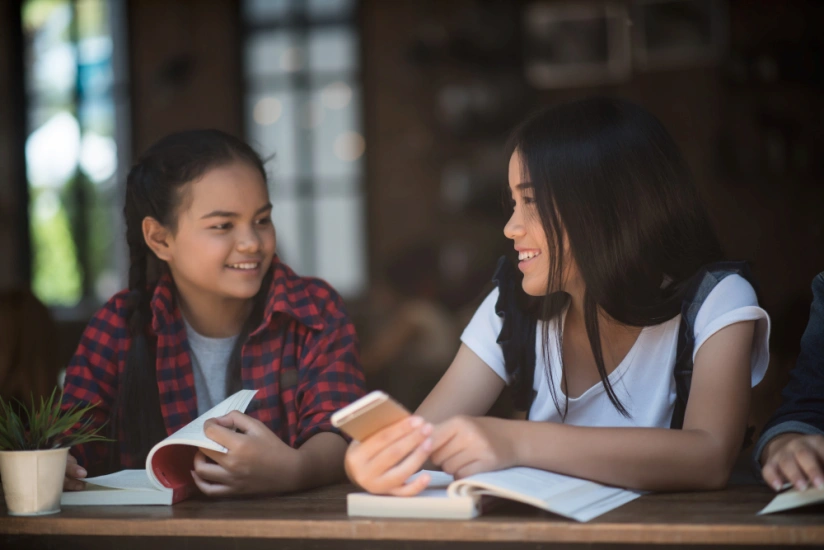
[361,245,459,410]
[754,272,824,491]
[0,288,62,403]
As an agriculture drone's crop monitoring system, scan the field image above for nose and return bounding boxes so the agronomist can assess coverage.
[504,209,524,241]
[236,225,262,254]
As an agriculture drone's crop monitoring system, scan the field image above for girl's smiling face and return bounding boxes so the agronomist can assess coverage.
[504,151,579,297]
[148,161,276,303]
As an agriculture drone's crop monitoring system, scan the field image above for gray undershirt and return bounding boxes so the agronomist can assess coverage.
[183,317,238,416]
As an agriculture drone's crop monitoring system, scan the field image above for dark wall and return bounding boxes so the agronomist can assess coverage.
[128,0,244,156]
[361,0,824,426]
[0,0,26,290]
[0,0,821,428]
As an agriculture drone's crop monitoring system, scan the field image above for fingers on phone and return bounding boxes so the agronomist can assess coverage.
[377,433,433,491]
[362,416,425,458]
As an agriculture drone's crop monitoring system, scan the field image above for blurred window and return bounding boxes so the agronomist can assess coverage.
[22,0,130,314]
[243,0,366,297]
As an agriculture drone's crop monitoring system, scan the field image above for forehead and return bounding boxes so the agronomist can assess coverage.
[508,151,529,189]
[184,162,268,213]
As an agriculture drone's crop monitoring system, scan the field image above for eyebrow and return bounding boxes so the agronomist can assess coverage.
[200,203,273,219]
[515,182,534,190]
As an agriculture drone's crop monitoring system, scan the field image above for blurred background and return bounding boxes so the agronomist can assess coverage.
[0,0,822,438]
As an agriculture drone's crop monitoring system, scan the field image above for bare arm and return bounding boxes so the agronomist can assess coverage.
[416,344,506,422]
[195,414,349,496]
[431,321,756,491]
[293,432,349,490]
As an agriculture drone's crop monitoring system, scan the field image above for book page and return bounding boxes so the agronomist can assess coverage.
[155,389,258,452]
[145,389,258,491]
[410,470,454,488]
[758,486,824,515]
[81,470,162,492]
[449,467,642,522]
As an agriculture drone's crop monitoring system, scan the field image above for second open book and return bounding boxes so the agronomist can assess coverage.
[348,467,643,522]
[61,389,258,506]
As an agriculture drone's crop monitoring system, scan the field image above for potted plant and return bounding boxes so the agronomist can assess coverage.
[0,389,108,516]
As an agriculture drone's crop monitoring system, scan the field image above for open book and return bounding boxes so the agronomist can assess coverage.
[348,467,642,522]
[61,389,257,506]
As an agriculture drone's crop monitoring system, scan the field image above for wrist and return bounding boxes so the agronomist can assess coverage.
[275,446,305,494]
[500,417,528,467]
[762,432,802,465]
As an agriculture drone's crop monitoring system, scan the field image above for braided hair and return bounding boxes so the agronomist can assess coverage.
[113,129,270,466]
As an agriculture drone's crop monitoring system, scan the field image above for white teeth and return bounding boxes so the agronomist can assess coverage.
[518,251,541,261]
[227,262,258,270]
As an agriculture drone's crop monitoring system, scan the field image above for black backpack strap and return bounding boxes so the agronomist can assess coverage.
[670,261,756,430]
[492,257,538,413]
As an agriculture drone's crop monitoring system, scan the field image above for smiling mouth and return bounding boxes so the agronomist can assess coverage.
[226,262,260,270]
[518,251,541,261]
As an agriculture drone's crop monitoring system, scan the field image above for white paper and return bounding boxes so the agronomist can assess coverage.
[81,470,161,492]
[156,389,258,452]
[450,467,642,522]
[758,486,824,515]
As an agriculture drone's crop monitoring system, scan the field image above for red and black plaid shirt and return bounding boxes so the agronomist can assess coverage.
[62,257,365,472]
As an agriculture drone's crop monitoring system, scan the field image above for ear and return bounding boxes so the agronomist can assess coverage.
[142,216,174,262]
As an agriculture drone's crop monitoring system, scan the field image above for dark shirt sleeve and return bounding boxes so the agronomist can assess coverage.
[753,272,824,468]
[294,294,366,447]
[61,297,124,473]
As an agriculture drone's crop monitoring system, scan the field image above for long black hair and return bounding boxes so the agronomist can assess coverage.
[114,129,272,466]
[507,97,723,418]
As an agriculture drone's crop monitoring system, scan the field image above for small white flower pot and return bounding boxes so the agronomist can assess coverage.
[0,447,68,516]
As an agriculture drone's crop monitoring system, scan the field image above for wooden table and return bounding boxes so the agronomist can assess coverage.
[1,482,823,549]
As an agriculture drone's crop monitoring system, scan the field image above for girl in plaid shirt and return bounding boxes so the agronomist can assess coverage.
[62,129,365,496]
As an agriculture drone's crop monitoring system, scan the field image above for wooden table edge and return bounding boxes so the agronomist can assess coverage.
[2,518,824,545]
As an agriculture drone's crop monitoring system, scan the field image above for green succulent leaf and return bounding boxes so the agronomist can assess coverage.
[0,388,112,451]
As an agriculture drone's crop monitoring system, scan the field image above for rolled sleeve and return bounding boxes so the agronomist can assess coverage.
[295,314,366,446]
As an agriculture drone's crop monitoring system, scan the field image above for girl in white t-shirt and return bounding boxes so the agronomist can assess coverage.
[345,97,770,495]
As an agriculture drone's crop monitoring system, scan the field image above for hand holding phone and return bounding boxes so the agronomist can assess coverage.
[332,390,411,441]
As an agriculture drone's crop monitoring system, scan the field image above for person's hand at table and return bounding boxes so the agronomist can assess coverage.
[192,411,301,497]
[429,415,518,479]
[344,415,434,496]
[63,452,87,491]
[761,433,824,491]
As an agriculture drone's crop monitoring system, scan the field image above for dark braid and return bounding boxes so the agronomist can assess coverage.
[111,129,269,468]
[110,175,168,465]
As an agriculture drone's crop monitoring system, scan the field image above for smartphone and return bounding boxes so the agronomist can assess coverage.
[331,390,411,441]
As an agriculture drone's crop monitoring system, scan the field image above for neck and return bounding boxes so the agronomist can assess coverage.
[175,286,254,338]
[563,283,641,341]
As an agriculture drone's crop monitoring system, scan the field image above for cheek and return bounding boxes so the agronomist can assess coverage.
[181,235,231,266]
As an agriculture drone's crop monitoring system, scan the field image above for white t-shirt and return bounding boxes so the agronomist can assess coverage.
[460,275,770,428]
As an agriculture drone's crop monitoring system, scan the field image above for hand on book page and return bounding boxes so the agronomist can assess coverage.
[430,416,518,479]
[190,411,301,497]
[61,390,258,506]
[145,389,258,492]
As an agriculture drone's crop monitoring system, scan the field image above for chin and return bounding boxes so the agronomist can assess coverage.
[226,283,264,300]
[521,280,545,297]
